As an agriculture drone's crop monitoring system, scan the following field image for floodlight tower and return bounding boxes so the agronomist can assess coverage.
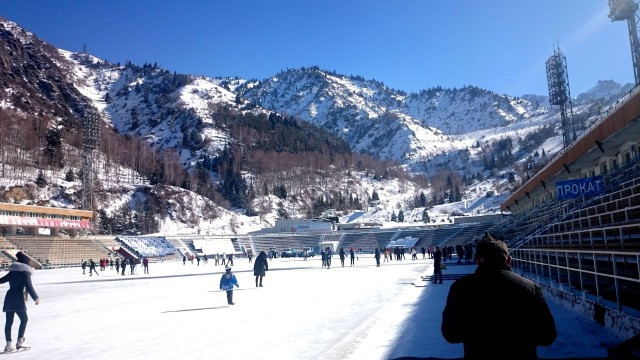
[546,47,576,148]
[609,0,640,85]
[82,110,100,213]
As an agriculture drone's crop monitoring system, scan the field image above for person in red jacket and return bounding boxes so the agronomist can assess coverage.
[1,252,39,352]
[441,235,556,359]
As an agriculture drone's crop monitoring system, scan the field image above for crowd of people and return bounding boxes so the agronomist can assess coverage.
[1,232,561,357]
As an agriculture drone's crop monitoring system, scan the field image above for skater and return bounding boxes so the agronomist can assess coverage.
[1,252,39,353]
[374,247,381,267]
[115,258,120,274]
[441,235,557,359]
[182,255,186,265]
[143,257,149,274]
[121,258,128,276]
[248,253,253,264]
[325,247,332,269]
[219,266,239,305]
[129,258,136,275]
[81,260,87,275]
[221,253,226,266]
[433,247,443,284]
[196,255,200,266]
[421,246,426,259]
[215,253,220,266]
[253,251,268,287]
[88,259,99,276]
[320,249,327,269]
[228,253,234,266]
[339,248,346,267]
[349,247,356,267]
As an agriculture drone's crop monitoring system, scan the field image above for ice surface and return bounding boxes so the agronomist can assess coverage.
[4,255,623,360]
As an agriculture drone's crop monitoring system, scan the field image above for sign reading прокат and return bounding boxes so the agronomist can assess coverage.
[556,176,605,201]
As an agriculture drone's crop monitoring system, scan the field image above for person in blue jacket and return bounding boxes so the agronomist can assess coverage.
[1,252,39,352]
[219,266,239,305]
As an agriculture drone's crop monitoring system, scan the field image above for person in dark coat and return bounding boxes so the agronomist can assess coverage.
[88,259,99,276]
[349,247,356,267]
[433,247,443,284]
[338,248,346,267]
[142,257,149,274]
[374,248,381,267]
[0,252,39,352]
[81,260,87,275]
[121,258,128,276]
[441,235,557,360]
[253,251,268,287]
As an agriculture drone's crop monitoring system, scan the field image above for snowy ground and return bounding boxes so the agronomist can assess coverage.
[8,255,625,360]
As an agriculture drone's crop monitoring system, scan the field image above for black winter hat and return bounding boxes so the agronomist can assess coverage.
[16,251,29,265]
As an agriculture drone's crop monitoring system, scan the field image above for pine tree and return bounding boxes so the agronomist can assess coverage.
[276,201,290,219]
[422,208,430,223]
[419,191,427,207]
[43,129,64,168]
[65,169,75,182]
[35,170,47,187]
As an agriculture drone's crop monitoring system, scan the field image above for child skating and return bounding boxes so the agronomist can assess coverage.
[219,266,239,305]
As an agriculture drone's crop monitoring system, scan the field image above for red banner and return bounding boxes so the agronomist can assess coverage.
[0,215,90,229]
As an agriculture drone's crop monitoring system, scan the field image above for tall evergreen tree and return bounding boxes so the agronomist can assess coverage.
[422,208,430,223]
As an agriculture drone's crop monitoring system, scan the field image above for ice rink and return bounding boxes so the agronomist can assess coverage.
[6,254,624,360]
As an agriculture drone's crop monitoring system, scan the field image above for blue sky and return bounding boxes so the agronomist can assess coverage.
[0,0,634,96]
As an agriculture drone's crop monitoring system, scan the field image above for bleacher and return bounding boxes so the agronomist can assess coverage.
[191,237,236,255]
[5,236,111,268]
[338,230,396,252]
[387,236,420,249]
[248,233,325,255]
[496,157,640,319]
[117,236,177,258]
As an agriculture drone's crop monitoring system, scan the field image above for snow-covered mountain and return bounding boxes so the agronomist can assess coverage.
[0,18,634,235]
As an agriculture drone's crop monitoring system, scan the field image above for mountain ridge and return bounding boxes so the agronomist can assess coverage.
[0,17,634,235]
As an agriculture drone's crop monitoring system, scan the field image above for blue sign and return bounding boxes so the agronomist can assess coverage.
[556,176,605,201]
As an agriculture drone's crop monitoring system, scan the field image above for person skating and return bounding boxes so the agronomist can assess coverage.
[433,247,443,284]
[219,266,239,305]
[349,247,356,267]
[88,259,99,276]
[0,252,39,352]
[143,257,149,274]
[339,248,346,267]
[121,258,128,276]
[81,260,87,275]
[253,251,268,287]
[374,248,381,267]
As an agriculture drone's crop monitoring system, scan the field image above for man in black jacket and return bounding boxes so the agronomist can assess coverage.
[441,235,557,360]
